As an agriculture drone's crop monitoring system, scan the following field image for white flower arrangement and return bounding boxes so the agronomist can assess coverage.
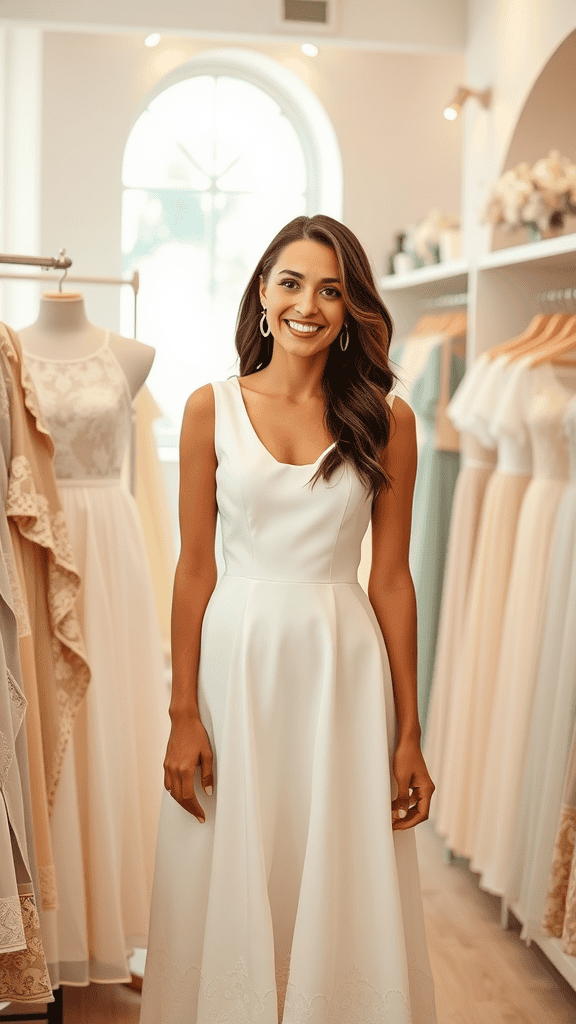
[482,150,576,234]
[412,208,460,261]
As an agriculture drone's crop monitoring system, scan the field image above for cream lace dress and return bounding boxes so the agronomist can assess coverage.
[140,376,437,1024]
[24,333,169,985]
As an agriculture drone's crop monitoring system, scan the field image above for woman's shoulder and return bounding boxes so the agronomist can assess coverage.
[388,394,415,428]
[181,384,216,447]
[384,395,416,455]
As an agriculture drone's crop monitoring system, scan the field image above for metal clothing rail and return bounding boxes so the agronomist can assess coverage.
[424,291,468,309]
[0,267,140,339]
[0,252,71,270]
[537,286,576,312]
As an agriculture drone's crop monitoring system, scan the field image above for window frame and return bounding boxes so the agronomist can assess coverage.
[123,47,343,219]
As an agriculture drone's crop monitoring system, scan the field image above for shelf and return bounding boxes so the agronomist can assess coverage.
[480,232,576,272]
[380,259,469,291]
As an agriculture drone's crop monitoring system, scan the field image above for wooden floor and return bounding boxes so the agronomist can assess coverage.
[4,820,576,1023]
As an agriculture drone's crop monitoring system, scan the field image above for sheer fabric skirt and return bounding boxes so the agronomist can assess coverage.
[50,480,169,984]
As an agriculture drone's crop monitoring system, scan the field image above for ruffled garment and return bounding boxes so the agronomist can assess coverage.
[0,323,90,988]
[0,333,52,1002]
[1,323,90,810]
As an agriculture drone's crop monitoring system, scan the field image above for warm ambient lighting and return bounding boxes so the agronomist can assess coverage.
[301,43,319,57]
[145,33,162,48]
[443,84,492,120]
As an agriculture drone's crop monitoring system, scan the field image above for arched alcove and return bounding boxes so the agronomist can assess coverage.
[491,28,576,251]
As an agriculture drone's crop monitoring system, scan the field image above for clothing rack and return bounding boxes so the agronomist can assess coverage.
[537,286,576,312]
[0,252,71,270]
[0,260,140,339]
[0,255,140,1024]
[0,988,63,1023]
[425,291,469,309]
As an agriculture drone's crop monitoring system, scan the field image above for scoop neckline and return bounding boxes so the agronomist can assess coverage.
[23,330,110,364]
[233,376,336,469]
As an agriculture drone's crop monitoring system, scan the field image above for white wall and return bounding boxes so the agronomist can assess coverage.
[0,26,42,326]
[37,31,464,335]
[0,0,467,53]
[462,0,576,262]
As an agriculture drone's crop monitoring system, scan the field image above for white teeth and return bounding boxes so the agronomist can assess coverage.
[286,320,321,334]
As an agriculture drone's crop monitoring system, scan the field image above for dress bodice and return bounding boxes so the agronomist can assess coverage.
[24,334,133,481]
[490,360,533,476]
[211,377,382,584]
[526,362,576,481]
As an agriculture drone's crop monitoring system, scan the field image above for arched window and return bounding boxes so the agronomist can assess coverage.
[121,49,342,445]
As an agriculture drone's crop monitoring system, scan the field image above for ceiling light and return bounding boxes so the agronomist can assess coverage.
[443,84,492,120]
[301,43,319,57]
[145,33,161,47]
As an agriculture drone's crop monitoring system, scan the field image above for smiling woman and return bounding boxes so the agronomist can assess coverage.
[140,213,437,1024]
[235,214,397,495]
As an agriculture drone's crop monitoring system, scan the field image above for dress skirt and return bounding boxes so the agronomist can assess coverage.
[50,480,169,984]
[141,577,436,1024]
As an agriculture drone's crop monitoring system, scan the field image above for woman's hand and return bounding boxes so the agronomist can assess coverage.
[391,738,435,831]
[163,713,214,822]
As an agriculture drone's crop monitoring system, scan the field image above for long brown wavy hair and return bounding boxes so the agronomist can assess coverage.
[235,215,397,497]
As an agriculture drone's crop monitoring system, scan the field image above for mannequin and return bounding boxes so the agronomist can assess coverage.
[19,292,154,398]
[19,288,169,986]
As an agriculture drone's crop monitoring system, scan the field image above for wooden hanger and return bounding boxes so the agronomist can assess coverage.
[410,312,452,337]
[485,314,547,359]
[488,314,571,360]
[528,323,576,366]
[508,315,576,362]
[442,311,467,338]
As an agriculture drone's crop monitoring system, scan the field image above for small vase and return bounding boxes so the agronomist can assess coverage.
[526,222,542,243]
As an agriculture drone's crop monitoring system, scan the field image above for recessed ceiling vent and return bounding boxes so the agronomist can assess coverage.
[277,0,337,34]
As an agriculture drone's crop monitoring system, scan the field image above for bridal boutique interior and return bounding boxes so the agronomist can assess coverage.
[2,1,576,1022]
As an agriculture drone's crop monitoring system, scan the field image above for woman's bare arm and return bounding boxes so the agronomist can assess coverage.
[164,384,218,820]
[368,396,434,829]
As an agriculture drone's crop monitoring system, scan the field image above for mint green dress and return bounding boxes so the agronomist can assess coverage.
[391,340,466,736]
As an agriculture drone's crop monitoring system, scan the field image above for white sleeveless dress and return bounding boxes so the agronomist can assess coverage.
[24,334,168,985]
[140,375,437,1024]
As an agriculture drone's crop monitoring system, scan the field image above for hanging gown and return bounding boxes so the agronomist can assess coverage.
[409,342,465,736]
[140,375,437,1024]
[24,333,169,985]
[505,392,576,944]
[0,353,52,1003]
[391,337,465,736]
[472,359,576,896]
[435,356,531,855]
[424,355,496,807]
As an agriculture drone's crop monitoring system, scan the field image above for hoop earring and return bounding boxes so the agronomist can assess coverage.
[260,308,271,338]
[339,322,350,352]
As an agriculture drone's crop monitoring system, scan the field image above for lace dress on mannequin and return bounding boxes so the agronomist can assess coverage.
[24,333,169,985]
